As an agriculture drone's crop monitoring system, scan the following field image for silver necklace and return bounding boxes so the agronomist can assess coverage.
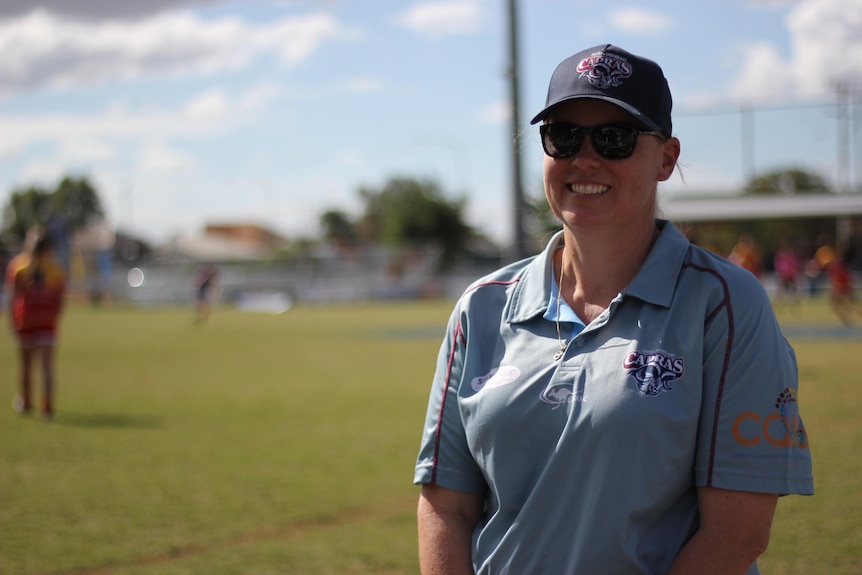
[554,259,569,361]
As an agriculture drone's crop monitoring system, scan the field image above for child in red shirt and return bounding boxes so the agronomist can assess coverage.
[4,227,66,417]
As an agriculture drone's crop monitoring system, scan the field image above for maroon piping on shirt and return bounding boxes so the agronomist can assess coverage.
[684,262,735,487]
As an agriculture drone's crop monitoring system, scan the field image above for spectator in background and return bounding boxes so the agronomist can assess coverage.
[728,232,763,279]
[4,226,67,418]
[194,263,219,324]
[823,246,861,326]
[773,240,801,307]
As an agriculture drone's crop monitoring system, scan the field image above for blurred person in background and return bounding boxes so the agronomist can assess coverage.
[414,44,813,575]
[4,226,67,418]
[822,245,861,325]
[728,232,763,279]
[773,239,801,308]
[194,263,219,324]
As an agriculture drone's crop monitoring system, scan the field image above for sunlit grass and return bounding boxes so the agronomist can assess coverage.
[0,297,857,574]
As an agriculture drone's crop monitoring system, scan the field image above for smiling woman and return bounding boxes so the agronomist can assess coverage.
[414,44,814,575]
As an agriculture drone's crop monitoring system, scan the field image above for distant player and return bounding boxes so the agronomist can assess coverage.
[5,226,67,418]
[194,263,219,324]
[824,247,861,325]
[773,240,801,307]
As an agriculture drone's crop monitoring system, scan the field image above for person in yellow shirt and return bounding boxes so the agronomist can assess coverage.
[728,233,763,279]
[4,226,67,418]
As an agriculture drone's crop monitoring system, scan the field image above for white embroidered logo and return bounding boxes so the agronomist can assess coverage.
[576,51,633,90]
[540,382,588,409]
[471,366,521,392]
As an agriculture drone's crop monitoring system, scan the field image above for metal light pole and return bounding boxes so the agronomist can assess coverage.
[507,0,529,261]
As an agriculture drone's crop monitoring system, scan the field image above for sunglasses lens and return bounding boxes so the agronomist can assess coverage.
[592,125,638,159]
[542,124,582,158]
[541,123,643,160]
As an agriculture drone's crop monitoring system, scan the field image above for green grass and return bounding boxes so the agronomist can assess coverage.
[0,298,858,574]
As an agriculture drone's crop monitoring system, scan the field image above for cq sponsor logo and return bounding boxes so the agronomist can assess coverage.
[732,388,809,449]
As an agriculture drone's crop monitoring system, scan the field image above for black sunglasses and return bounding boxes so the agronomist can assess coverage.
[540,122,663,160]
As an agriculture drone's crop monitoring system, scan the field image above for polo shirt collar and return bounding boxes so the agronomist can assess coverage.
[623,220,689,308]
[505,221,690,324]
[506,231,564,324]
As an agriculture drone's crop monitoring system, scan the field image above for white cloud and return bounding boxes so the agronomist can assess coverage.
[8,138,115,202]
[17,157,75,186]
[728,41,796,102]
[395,0,482,37]
[786,0,862,97]
[184,88,231,121]
[344,76,384,94]
[609,7,674,35]
[138,141,196,173]
[727,0,862,103]
[0,0,224,20]
[57,139,116,163]
[479,101,510,124]
[0,82,285,197]
[1,106,223,152]
[238,81,282,114]
[0,9,352,94]
[337,150,365,168]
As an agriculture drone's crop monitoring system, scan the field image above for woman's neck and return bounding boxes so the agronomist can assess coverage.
[556,220,658,323]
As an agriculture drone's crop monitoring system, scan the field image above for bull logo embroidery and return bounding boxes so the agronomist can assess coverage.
[623,350,685,397]
[576,51,633,90]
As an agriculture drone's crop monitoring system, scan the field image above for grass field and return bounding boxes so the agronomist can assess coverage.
[0,297,859,574]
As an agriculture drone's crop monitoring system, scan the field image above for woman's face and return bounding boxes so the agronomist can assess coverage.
[542,99,680,235]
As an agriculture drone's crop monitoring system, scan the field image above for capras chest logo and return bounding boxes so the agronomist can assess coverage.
[623,350,685,396]
[576,52,632,89]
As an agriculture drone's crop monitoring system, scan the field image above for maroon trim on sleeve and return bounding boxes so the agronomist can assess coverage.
[684,263,734,487]
[429,277,520,483]
[431,320,464,484]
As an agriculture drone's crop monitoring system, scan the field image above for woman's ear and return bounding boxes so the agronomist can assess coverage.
[657,137,681,182]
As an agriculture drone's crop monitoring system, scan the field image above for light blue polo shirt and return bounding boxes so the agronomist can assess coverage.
[414,221,813,575]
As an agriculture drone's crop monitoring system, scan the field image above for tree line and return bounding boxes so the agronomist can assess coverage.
[0,175,487,269]
[0,167,842,269]
[1,176,104,245]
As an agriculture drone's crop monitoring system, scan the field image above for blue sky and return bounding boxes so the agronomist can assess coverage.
[1,0,860,248]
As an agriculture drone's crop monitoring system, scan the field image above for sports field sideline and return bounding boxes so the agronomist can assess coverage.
[1,298,859,574]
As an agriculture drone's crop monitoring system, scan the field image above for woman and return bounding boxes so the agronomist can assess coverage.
[414,45,813,574]
[5,226,67,418]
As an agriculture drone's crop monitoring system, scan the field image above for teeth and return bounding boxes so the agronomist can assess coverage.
[570,184,609,195]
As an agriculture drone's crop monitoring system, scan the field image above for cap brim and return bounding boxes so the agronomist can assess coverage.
[530,94,663,134]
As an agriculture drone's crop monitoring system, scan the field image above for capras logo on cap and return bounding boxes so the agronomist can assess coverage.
[576,51,632,90]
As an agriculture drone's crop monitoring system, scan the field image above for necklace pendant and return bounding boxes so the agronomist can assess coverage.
[554,348,565,361]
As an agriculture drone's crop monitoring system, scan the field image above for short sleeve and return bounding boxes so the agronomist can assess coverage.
[696,278,813,496]
[414,303,487,494]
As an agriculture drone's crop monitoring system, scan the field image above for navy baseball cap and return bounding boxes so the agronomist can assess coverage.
[530,44,673,137]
